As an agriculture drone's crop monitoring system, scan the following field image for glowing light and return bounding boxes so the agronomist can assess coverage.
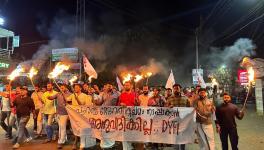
[247,67,254,83]
[29,67,38,79]
[48,62,70,79]
[211,78,218,86]
[134,75,143,82]
[7,65,24,81]
[146,72,152,77]
[123,73,132,84]
[0,17,4,26]
[69,75,78,85]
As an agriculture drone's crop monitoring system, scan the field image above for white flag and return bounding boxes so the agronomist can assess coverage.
[83,54,97,79]
[165,69,175,90]
[116,76,123,91]
[197,72,206,88]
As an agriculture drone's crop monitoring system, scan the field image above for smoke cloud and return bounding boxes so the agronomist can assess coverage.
[203,38,256,67]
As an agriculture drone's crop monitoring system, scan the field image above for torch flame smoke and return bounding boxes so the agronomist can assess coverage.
[134,75,143,83]
[247,67,254,83]
[29,67,38,79]
[123,73,132,84]
[7,66,25,81]
[48,62,70,79]
[69,75,78,85]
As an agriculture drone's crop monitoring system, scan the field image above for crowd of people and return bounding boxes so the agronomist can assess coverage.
[0,81,245,150]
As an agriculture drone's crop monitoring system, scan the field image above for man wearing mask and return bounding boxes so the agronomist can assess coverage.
[138,85,150,107]
[41,83,58,143]
[12,86,35,149]
[67,84,95,150]
[215,93,244,150]
[193,88,215,150]
[165,84,190,150]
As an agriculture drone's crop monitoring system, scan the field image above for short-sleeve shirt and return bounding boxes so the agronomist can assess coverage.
[31,91,44,110]
[42,90,58,114]
[68,93,93,106]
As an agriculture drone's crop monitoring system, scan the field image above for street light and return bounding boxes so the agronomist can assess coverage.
[0,17,4,26]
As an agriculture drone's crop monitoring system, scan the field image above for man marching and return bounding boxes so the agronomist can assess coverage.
[215,93,244,150]
[67,84,96,150]
[12,86,35,149]
[48,84,72,149]
[165,83,190,150]
[193,88,216,150]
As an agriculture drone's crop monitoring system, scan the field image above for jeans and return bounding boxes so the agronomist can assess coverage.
[44,114,55,140]
[57,115,68,144]
[8,113,17,137]
[220,127,239,150]
[17,116,30,144]
[0,111,11,133]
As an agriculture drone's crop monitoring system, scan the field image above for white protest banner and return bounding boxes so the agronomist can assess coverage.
[66,106,196,144]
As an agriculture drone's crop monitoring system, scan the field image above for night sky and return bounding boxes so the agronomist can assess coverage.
[1,0,264,85]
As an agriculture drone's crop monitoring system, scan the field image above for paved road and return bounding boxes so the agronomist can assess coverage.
[0,104,263,150]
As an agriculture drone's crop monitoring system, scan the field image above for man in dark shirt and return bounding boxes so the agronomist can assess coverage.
[12,86,35,149]
[215,93,244,150]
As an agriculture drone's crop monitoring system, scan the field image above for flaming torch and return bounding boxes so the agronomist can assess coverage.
[145,72,152,85]
[7,65,24,99]
[69,75,80,103]
[48,62,70,79]
[242,67,255,111]
[48,62,70,93]
[28,67,38,88]
[122,73,132,84]
[69,75,78,85]
[7,65,24,81]
[134,75,143,83]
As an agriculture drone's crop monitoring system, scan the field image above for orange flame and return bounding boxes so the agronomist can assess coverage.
[146,72,152,77]
[69,75,78,85]
[29,67,38,79]
[248,67,254,83]
[48,62,70,79]
[134,74,143,83]
[7,66,24,81]
[123,73,132,84]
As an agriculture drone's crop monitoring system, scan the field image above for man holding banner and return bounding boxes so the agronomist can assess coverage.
[67,84,96,150]
[166,83,190,150]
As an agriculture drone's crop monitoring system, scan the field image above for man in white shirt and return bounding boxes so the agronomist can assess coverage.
[67,84,95,150]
